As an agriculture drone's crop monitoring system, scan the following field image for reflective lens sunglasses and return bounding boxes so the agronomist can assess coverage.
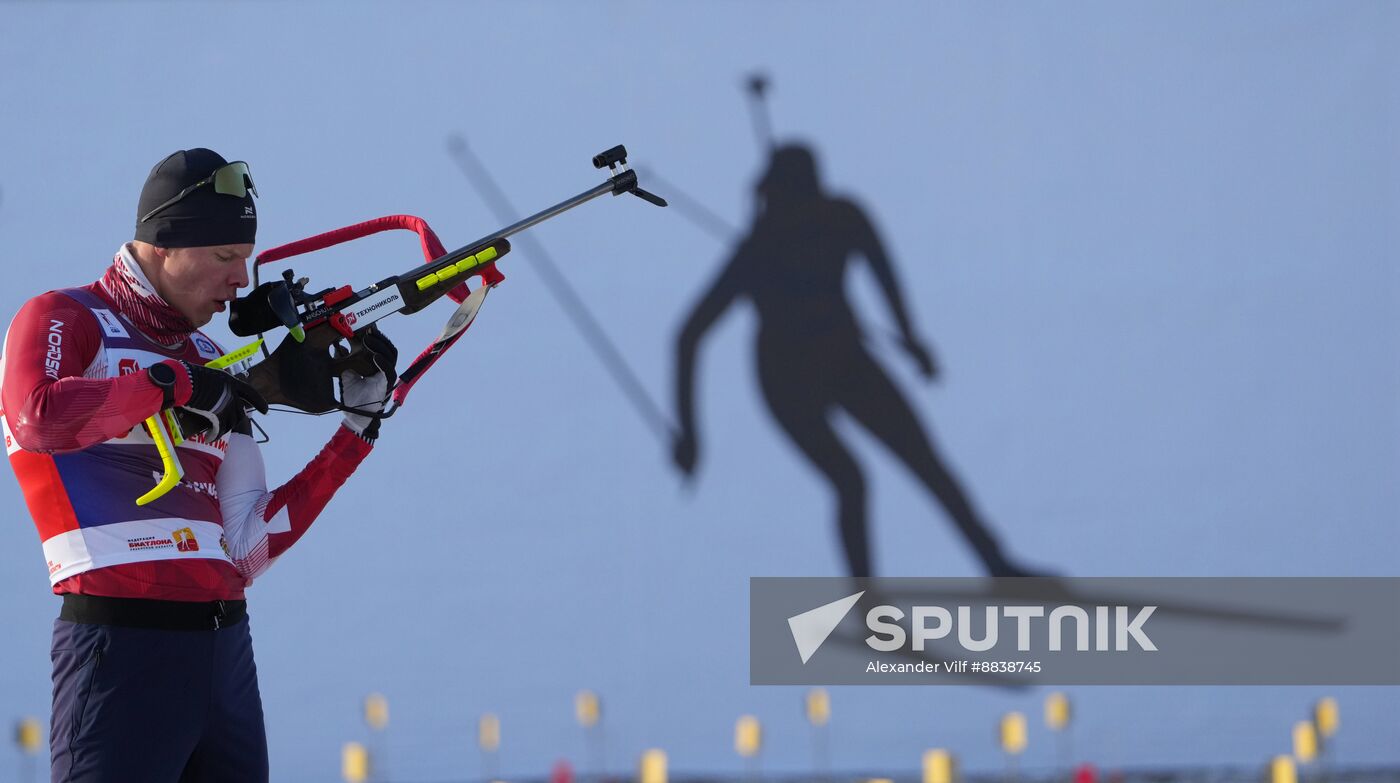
[139,161,258,224]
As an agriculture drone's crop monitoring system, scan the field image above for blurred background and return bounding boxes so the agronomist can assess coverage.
[0,2,1396,781]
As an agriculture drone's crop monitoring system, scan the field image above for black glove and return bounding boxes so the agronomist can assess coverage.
[176,361,269,441]
[339,328,398,440]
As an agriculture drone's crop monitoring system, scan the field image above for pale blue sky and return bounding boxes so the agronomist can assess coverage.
[0,2,1396,781]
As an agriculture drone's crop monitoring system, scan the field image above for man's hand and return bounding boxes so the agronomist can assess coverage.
[176,361,269,441]
[672,429,699,477]
[897,335,938,381]
[340,329,397,440]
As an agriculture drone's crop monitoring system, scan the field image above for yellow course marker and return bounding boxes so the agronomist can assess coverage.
[923,750,954,783]
[341,742,370,783]
[1293,721,1318,763]
[1000,712,1027,755]
[479,713,500,753]
[454,255,479,274]
[734,715,761,758]
[364,693,389,731]
[16,717,41,754]
[575,690,601,728]
[1314,697,1339,738]
[805,688,830,727]
[1045,692,1071,731]
[478,246,498,263]
[639,749,667,783]
[1271,755,1297,783]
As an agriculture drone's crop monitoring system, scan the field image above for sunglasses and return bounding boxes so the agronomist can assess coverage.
[139,161,258,224]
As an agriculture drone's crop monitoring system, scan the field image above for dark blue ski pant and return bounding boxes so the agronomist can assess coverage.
[49,614,269,783]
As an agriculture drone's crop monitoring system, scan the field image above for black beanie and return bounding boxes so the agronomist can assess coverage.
[134,148,257,248]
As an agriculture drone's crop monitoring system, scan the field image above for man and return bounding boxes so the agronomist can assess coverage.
[672,143,1042,578]
[0,148,394,782]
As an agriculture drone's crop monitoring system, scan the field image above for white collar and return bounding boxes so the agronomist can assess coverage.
[115,243,173,306]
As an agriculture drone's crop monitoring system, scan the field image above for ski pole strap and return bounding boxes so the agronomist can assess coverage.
[253,214,505,409]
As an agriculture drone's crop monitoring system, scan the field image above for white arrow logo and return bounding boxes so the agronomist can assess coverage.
[787,591,864,664]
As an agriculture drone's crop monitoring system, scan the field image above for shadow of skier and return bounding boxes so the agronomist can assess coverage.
[672,144,1047,578]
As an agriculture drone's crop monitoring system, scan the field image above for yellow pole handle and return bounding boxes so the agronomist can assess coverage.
[134,339,261,506]
[136,413,184,506]
[162,408,185,446]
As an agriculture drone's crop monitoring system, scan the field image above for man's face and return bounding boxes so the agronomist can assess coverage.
[156,244,253,327]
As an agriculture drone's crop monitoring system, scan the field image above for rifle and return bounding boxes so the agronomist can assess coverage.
[135,145,665,505]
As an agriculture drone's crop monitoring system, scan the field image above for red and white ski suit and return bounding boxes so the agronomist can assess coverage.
[1,245,372,601]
